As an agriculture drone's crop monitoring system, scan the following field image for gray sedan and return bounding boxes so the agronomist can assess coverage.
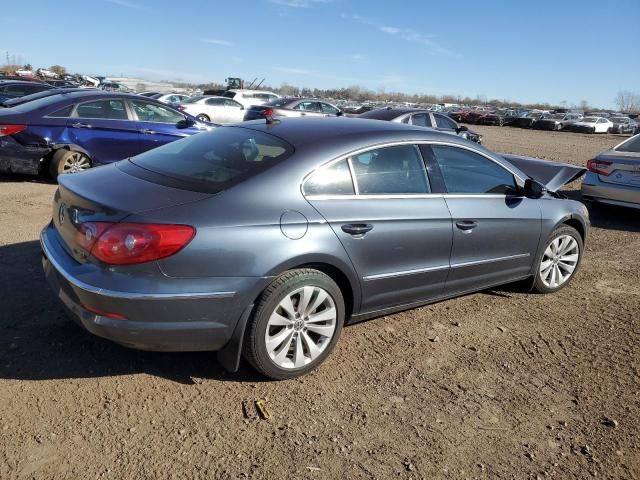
[582,133,640,209]
[243,97,342,121]
[41,117,589,379]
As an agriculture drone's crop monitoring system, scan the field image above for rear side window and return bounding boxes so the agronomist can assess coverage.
[131,127,293,193]
[48,104,74,118]
[205,98,225,106]
[350,145,430,194]
[75,100,128,120]
[303,159,354,196]
[431,145,517,194]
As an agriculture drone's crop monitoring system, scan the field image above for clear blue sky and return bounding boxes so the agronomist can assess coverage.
[3,0,638,108]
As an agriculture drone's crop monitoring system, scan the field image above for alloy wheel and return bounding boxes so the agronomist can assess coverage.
[62,152,91,173]
[540,235,579,288]
[264,286,337,369]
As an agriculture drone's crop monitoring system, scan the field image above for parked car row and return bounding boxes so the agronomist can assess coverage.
[452,107,638,134]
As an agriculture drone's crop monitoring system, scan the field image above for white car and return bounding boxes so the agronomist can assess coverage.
[570,116,614,134]
[222,89,280,108]
[178,95,246,124]
[152,93,191,106]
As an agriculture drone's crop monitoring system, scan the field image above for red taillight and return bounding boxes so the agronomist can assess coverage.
[262,108,274,117]
[79,222,195,265]
[586,159,613,176]
[81,304,127,320]
[0,125,26,137]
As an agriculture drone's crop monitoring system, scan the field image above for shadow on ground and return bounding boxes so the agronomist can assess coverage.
[561,189,640,233]
[0,240,267,384]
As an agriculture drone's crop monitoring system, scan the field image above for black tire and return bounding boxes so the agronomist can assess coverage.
[196,114,210,122]
[243,269,345,380]
[49,149,92,179]
[532,225,583,294]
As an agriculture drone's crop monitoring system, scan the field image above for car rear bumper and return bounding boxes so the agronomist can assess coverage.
[582,172,640,209]
[0,138,49,175]
[41,224,269,351]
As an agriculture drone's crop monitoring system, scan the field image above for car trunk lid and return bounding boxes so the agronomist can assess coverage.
[595,152,640,188]
[53,163,211,263]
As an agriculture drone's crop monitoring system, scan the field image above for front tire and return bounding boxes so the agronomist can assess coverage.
[532,225,583,293]
[49,149,92,179]
[243,269,345,379]
[196,114,210,122]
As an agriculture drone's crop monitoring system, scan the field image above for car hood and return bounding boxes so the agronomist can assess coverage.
[501,154,587,192]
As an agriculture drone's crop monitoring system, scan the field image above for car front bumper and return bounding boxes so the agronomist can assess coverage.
[582,172,640,209]
[41,224,269,351]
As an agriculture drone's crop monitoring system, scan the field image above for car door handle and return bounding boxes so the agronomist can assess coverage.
[456,220,478,231]
[341,223,373,236]
[71,122,92,129]
[140,128,156,135]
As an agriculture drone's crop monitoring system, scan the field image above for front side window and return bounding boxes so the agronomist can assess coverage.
[131,127,293,192]
[130,100,184,123]
[75,100,128,120]
[321,103,339,115]
[350,145,430,194]
[431,145,517,194]
[303,159,354,195]
[435,114,457,129]
[411,113,432,127]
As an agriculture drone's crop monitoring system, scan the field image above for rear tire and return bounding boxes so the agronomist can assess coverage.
[532,225,583,294]
[243,269,345,380]
[49,149,92,179]
[196,114,210,122]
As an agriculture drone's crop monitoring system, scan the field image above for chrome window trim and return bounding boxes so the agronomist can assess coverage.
[40,232,235,300]
[362,253,530,281]
[301,140,525,198]
[306,193,443,201]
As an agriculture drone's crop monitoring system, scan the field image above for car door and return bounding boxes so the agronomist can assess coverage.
[223,98,245,123]
[424,144,541,295]
[202,97,227,123]
[304,144,452,312]
[129,98,198,152]
[66,98,140,165]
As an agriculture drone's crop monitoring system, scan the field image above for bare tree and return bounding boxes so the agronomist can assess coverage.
[614,90,640,113]
[49,65,67,76]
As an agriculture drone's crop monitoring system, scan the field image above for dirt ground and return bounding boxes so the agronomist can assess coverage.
[0,126,638,480]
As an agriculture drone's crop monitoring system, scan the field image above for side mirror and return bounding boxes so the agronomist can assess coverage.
[176,117,196,129]
[336,110,344,117]
[523,178,545,199]
[456,125,468,134]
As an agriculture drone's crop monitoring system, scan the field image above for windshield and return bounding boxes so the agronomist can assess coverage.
[264,97,295,107]
[582,117,597,123]
[550,114,566,119]
[616,135,640,153]
[131,126,294,193]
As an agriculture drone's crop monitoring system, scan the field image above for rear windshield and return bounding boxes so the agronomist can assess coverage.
[264,97,294,107]
[130,127,294,193]
[616,135,640,153]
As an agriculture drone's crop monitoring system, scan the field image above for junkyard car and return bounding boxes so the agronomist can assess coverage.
[0,90,209,177]
[534,113,583,131]
[243,97,343,121]
[41,117,589,379]
[581,133,640,209]
[570,117,614,134]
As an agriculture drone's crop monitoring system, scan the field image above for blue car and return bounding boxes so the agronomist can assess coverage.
[0,90,212,178]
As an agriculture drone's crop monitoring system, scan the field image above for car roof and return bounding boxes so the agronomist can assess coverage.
[240,116,465,149]
[0,79,49,85]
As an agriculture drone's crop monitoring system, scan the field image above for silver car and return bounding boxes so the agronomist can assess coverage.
[582,134,640,209]
[243,97,343,121]
[41,117,589,379]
